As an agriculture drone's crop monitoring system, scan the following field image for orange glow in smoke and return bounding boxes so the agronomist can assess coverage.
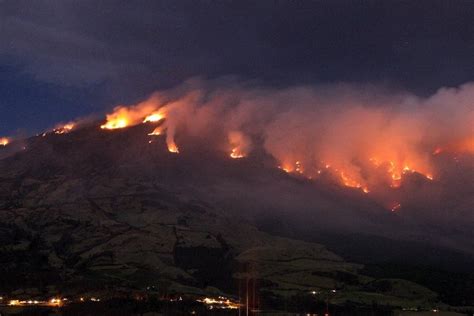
[369,157,434,188]
[435,137,474,155]
[433,147,443,155]
[0,137,9,146]
[457,138,474,153]
[278,164,293,173]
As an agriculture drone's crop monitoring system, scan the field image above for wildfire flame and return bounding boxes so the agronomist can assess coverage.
[276,156,433,193]
[339,171,369,193]
[385,160,432,186]
[0,137,9,146]
[101,100,165,130]
[101,116,128,130]
[167,141,179,153]
[143,108,167,123]
[228,131,249,159]
[53,122,75,134]
[278,164,293,173]
[148,126,164,136]
[230,148,245,159]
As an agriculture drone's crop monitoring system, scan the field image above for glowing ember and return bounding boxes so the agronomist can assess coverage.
[391,203,401,212]
[0,137,9,146]
[295,161,304,174]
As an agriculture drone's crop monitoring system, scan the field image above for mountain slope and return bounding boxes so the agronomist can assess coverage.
[0,123,466,310]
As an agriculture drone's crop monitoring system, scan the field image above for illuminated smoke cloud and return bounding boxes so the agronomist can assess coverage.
[100,79,474,193]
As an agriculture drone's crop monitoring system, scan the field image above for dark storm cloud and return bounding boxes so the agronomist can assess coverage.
[1,0,474,134]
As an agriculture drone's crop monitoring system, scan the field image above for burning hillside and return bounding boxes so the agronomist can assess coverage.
[90,80,474,212]
[2,79,473,229]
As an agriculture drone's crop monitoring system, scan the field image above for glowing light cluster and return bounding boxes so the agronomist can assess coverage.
[7,297,66,307]
[275,156,436,194]
[49,298,62,306]
[197,296,241,310]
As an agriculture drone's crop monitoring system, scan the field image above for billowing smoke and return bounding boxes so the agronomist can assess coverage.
[101,78,473,197]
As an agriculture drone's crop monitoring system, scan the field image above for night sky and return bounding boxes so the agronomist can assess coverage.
[1,0,474,135]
